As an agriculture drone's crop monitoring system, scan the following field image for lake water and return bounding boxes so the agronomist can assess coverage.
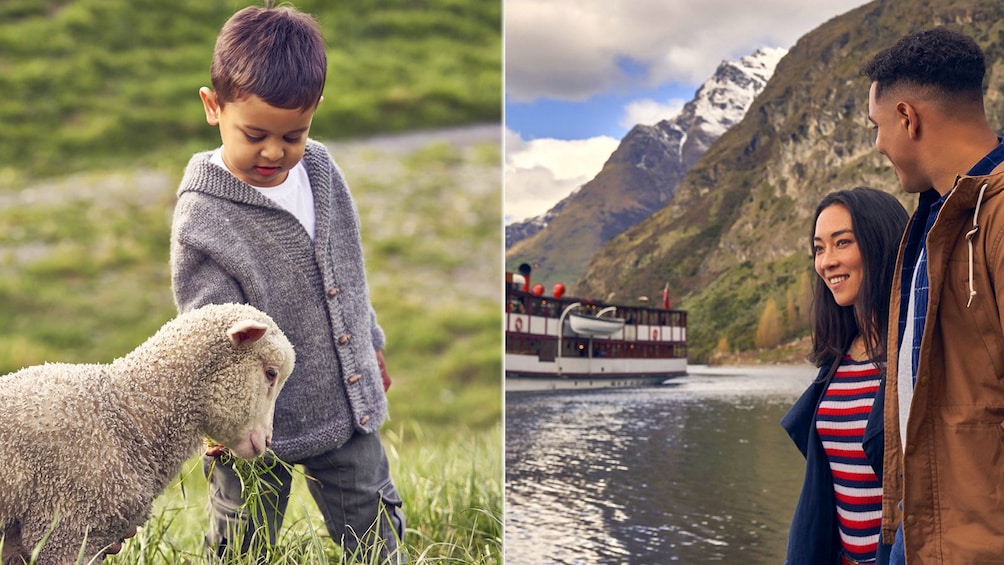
[504,364,817,564]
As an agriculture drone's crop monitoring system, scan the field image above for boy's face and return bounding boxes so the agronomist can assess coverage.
[200,88,317,187]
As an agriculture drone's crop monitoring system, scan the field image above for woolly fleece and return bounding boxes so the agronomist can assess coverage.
[0,303,294,565]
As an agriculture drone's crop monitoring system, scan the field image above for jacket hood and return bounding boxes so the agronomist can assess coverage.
[950,172,1004,307]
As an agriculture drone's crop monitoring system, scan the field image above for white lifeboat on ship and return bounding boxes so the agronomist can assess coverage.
[567,311,625,336]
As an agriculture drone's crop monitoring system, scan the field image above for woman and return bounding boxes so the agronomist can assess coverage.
[782,187,908,565]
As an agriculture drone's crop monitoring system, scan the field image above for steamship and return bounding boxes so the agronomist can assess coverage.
[505,267,687,392]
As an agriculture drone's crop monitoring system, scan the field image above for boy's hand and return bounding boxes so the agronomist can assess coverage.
[205,439,225,457]
[103,526,138,556]
[376,349,391,392]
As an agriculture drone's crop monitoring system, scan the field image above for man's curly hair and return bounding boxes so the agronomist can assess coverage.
[862,27,985,103]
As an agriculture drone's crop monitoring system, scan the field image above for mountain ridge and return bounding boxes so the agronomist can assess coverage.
[505,47,786,288]
[576,0,1004,361]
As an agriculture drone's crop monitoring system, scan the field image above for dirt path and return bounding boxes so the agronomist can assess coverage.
[328,123,499,155]
[0,124,500,207]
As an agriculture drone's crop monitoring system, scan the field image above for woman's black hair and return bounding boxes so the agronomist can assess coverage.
[808,187,909,368]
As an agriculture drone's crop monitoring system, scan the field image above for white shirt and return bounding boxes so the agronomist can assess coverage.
[897,248,922,449]
[210,148,316,240]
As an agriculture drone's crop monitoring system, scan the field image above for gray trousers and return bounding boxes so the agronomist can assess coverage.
[204,430,406,563]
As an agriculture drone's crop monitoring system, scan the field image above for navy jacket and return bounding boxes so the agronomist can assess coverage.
[780,361,889,565]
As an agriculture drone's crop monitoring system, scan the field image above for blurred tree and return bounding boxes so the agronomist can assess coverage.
[755,298,783,349]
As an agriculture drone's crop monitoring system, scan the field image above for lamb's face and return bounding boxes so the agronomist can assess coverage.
[204,318,295,459]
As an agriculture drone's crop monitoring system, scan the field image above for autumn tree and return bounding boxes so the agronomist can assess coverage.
[714,335,730,357]
[756,298,783,349]
[785,271,813,334]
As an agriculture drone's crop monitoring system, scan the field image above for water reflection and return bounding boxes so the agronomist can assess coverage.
[505,364,815,564]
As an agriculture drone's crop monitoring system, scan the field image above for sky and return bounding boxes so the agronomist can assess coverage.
[505,0,874,224]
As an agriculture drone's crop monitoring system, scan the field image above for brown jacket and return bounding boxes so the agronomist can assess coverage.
[883,171,1004,563]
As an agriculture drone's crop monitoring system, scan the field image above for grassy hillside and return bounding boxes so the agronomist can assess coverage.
[0,2,501,559]
[0,0,501,183]
[0,0,503,424]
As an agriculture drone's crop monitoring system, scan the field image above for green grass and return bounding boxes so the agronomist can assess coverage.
[97,425,502,564]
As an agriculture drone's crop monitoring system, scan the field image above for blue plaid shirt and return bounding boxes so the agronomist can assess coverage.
[902,191,948,384]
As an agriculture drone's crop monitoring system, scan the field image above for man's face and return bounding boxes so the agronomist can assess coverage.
[201,90,315,187]
[868,81,926,194]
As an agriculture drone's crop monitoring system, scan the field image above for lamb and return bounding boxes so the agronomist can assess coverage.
[0,303,295,565]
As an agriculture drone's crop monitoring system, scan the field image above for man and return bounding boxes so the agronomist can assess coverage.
[864,27,1004,563]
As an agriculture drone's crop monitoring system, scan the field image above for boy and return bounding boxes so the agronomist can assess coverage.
[169,4,405,562]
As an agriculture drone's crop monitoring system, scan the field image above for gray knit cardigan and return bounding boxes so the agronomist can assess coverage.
[170,139,387,461]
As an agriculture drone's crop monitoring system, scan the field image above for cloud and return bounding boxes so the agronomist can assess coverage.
[505,129,620,223]
[505,0,871,102]
[620,98,687,129]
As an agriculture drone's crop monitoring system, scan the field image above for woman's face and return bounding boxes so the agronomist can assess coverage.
[813,203,864,308]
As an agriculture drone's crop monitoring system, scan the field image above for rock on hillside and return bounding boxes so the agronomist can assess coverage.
[505,48,785,290]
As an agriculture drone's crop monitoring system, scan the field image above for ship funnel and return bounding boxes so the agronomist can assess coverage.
[518,263,532,292]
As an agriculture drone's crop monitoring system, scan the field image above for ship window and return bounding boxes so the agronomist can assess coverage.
[505,335,534,354]
[508,297,525,314]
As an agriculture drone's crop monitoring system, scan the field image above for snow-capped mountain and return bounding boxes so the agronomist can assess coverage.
[505,47,787,289]
[666,47,786,161]
[684,47,787,137]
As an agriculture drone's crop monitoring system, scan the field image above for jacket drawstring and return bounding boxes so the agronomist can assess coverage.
[966,182,989,308]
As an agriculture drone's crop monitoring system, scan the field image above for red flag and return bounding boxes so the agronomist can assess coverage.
[662,282,671,309]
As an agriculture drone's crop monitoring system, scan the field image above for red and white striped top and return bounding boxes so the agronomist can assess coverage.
[815,357,882,563]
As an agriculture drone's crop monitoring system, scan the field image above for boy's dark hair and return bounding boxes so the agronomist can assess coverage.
[862,27,985,104]
[211,4,326,111]
[808,187,909,368]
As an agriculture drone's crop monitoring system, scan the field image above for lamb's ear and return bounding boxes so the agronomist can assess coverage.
[228,320,269,348]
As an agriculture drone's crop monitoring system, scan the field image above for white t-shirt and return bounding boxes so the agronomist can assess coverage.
[210,149,316,240]
[897,248,922,449]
